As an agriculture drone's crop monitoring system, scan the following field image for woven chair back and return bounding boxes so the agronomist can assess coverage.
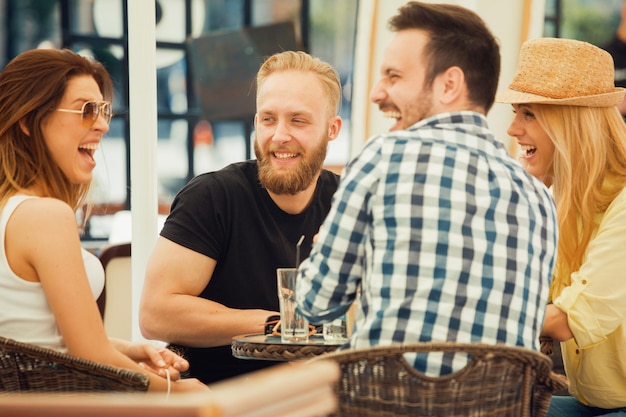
[0,336,149,393]
[312,342,566,417]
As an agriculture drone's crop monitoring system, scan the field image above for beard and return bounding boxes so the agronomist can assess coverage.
[410,87,434,127]
[385,82,434,131]
[254,137,328,195]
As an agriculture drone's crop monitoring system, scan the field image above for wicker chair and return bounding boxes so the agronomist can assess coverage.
[0,336,149,393]
[310,341,568,417]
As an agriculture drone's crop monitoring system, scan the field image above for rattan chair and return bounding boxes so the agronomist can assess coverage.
[0,336,149,393]
[310,341,568,417]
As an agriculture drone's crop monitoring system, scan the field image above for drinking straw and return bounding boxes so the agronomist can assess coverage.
[296,235,305,268]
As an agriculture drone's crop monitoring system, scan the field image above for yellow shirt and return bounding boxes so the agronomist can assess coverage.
[554,187,626,408]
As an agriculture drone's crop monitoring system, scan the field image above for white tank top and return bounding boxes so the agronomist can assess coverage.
[0,195,105,352]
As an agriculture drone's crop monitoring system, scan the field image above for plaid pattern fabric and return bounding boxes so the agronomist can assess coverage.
[297,112,558,376]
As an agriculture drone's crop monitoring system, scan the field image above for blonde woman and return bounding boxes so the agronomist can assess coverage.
[498,38,626,415]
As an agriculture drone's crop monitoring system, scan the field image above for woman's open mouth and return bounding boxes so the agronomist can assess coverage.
[519,144,537,158]
[79,143,98,162]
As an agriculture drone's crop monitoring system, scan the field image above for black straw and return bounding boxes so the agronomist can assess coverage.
[295,235,305,268]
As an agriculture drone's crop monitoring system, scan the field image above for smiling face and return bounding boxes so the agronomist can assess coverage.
[42,75,109,185]
[254,70,341,195]
[370,29,436,131]
[507,104,555,186]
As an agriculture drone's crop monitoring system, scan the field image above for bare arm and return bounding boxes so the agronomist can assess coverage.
[7,198,206,393]
[140,237,275,347]
[541,304,574,342]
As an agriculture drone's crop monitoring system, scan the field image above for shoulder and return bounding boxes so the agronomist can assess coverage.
[185,161,256,190]
[12,197,74,223]
[606,187,626,212]
[168,161,261,217]
[173,161,256,202]
[313,169,340,201]
[10,198,78,243]
[319,168,340,185]
[7,198,80,267]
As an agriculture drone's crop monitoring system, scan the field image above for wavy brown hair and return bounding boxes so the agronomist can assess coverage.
[0,48,113,216]
[531,104,626,300]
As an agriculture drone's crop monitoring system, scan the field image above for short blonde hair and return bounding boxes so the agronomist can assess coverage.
[256,51,342,117]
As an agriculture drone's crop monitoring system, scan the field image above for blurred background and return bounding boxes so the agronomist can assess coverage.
[0,0,621,248]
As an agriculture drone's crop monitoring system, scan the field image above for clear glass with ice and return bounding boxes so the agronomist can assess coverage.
[323,314,349,342]
[276,268,309,343]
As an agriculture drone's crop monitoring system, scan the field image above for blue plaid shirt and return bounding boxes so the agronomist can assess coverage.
[296,112,558,375]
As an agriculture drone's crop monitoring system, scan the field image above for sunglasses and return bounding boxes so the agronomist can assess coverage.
[56,101,112,128]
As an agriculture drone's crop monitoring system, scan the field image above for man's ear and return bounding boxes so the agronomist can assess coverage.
[18,119,30,136]
[435,66,465,106]
[327,115,342,142]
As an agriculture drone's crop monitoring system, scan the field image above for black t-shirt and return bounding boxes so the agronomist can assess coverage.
[160,160,339,384]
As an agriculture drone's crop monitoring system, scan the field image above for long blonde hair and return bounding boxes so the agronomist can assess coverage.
[0,48,113,218]
[532,104,626,300]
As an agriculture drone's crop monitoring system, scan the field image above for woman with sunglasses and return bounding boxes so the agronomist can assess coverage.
[0,48,207,393]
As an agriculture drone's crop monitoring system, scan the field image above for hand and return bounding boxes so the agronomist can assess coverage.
[126,343,190,381]
[171,377,211,393]
[312,226,322,244]
[541,304,573,342]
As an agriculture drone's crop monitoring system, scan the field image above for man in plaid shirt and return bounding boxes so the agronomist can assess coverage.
[296,1,557,376]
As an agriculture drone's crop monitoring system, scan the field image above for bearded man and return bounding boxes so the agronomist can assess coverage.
[139,51,342,384]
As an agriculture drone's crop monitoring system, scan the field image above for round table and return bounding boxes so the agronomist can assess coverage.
[231,334,344,361]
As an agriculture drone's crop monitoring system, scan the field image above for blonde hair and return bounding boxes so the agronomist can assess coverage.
[256,50,341,117]
[532,104,626,300]
[0,48,113,219]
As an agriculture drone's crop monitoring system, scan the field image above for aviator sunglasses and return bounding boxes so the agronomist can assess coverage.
[56,100,112,128]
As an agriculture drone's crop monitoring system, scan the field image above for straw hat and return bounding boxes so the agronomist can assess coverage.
[497,37,625,107]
